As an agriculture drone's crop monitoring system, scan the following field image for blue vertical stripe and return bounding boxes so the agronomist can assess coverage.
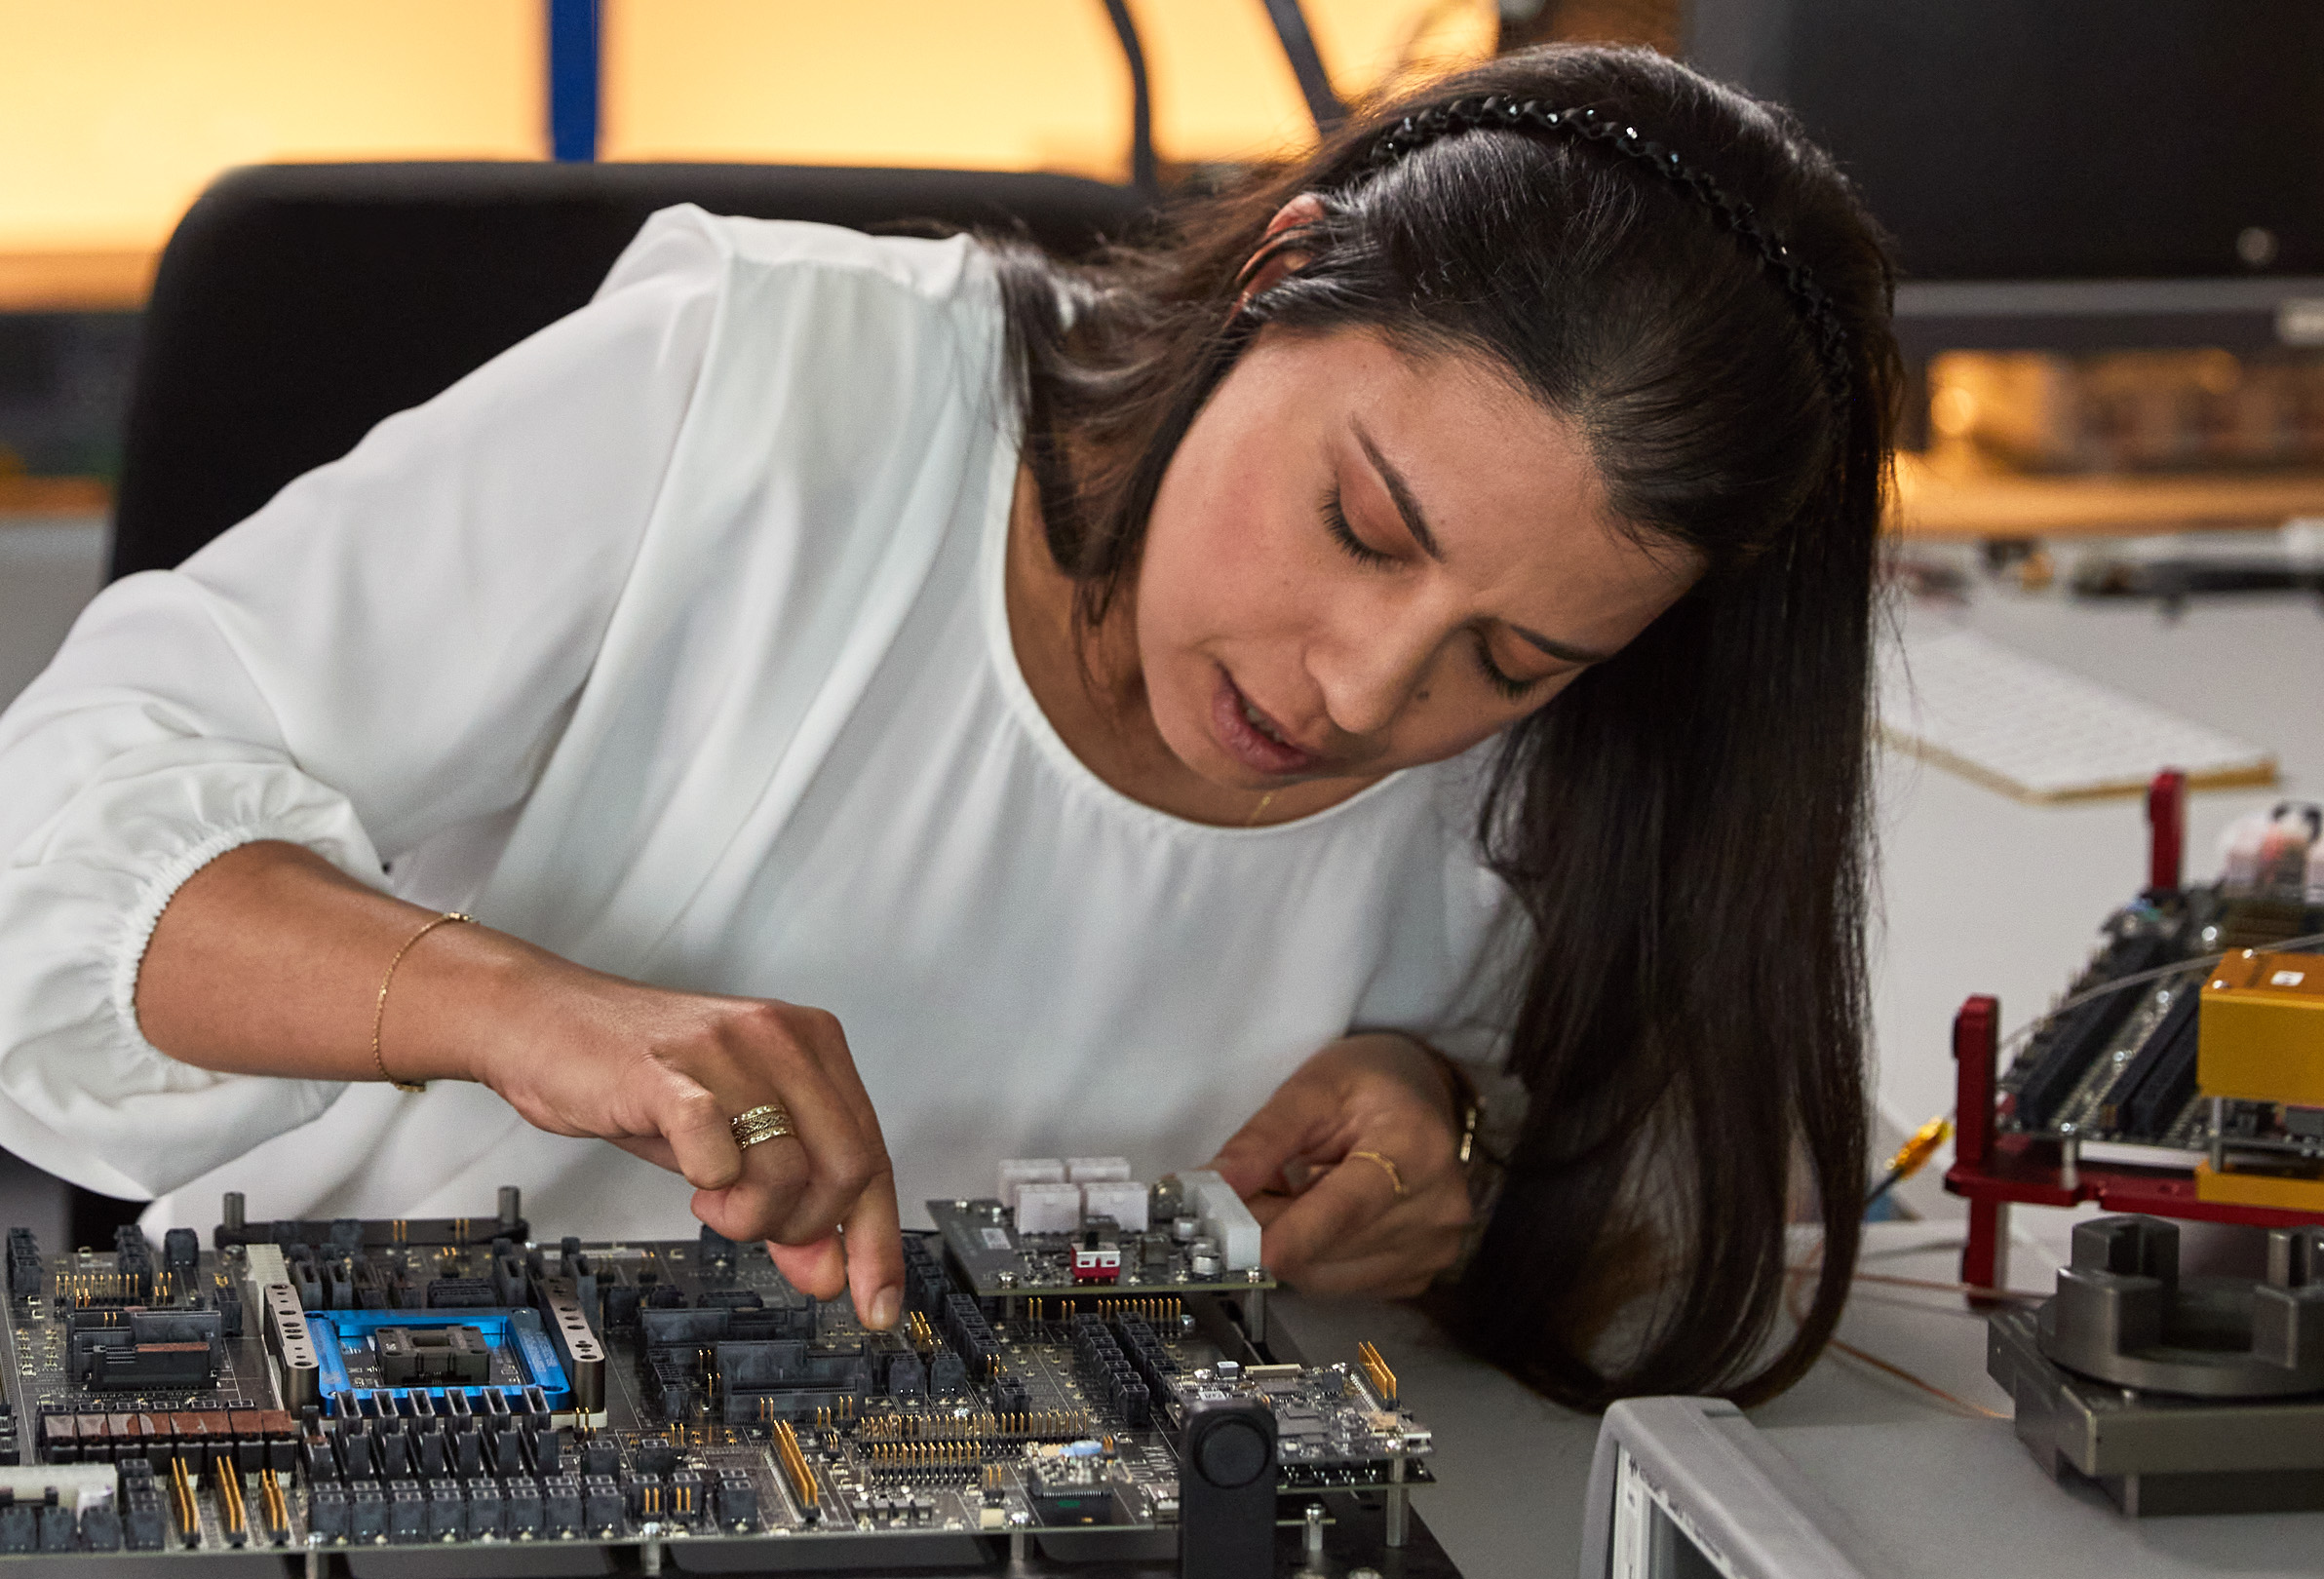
[548,0,601,163]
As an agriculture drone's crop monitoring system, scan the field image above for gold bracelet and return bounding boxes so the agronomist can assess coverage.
[371,912,474,1094]
[1380,1030,1484,1167]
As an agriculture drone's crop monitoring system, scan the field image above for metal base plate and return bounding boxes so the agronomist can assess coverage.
[1991,1308,2324,1516]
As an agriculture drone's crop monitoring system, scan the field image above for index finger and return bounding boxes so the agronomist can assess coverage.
[840,1162,906,1329]
[1208,1091,1336,1200]
[777,1021,906,1329]
[1260,1156,1403,1282]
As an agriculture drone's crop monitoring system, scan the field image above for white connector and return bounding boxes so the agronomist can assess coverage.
[997,1159,1065,1213]
[1171,1170,1262,1271]
[1015,1181,1084,1235]
[1080,1179,1150,1232]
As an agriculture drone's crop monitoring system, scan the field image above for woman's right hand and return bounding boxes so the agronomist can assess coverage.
[136,841,905,1329]
[445,954,906,1330]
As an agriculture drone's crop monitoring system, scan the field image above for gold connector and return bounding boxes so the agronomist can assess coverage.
[257,1468,289,1544]
[167,1457,198,1546]
[214,1461,247,1545]
[1357,1341,1398,1407]
[773,1420,818,1512]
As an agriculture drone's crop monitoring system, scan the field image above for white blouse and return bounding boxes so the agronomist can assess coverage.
[0,209,1514,1238]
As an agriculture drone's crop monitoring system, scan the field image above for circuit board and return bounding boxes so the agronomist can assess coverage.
[1998,878,2324,1156]
[0,1187,1437,1573]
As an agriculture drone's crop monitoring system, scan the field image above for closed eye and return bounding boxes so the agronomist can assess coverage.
[1322,487,1396,567]
[1473,633,1541,701]
[1327,481,1562,701]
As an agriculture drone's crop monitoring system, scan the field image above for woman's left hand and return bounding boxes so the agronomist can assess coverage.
[1205,1032,1472,1297]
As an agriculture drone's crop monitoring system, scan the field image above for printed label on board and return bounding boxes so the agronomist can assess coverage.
[2273,971,2306,986]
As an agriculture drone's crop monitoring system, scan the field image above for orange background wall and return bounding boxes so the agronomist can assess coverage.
[0,2,544,305]
[0,0,1491,309]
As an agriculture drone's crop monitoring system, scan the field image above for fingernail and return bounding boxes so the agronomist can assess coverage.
[869,1285,901,1330]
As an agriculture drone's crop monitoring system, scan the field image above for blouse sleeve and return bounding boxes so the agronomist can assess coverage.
[0,208,734,1199]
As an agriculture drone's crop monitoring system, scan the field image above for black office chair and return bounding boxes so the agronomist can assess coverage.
[73,160,1146,1242]
[107,160,1150,580]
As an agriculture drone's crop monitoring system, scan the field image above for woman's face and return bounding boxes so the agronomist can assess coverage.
[1134,327,1702,792]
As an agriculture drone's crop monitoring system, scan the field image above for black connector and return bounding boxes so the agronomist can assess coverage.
[2015,931,2171,1129]
[6,1229,40,1298]
[2112,982,2204,1139]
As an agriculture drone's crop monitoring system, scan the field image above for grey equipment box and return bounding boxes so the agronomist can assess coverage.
[1578,1398,1870,1579]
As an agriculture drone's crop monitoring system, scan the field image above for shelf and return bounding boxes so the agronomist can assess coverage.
[1893,276,2324,358]
[0,476,110,519]
[1889,455,2324,539]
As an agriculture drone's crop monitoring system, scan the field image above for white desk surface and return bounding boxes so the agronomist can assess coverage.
[1286,584,2324,1579]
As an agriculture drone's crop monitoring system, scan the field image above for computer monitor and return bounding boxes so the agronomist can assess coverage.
[1684,0,2324,283]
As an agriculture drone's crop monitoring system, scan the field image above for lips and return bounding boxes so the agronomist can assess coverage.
[1211,668,1318,775]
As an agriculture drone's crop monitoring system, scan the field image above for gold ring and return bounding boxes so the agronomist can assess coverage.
[729,1103,794,1150]
[1346,1150,1408,1199]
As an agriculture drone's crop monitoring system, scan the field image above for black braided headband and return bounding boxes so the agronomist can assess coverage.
[1359,95,1853,403]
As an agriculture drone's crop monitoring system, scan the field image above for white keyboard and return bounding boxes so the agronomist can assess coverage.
[1879,624,2275,801]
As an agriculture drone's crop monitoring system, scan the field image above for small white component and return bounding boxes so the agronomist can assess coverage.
[1081,1179,1150,1232]
[0,1465,114,1512]
[1015,1181,1085,1235]
[1066,1156,1133,1183]
[998,1158,1065,1213]
[1175,1170,1263,1271]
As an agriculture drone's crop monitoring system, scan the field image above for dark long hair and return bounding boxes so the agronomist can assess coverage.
[989,45,1898,1406]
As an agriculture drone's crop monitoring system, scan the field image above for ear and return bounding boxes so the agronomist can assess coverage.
[1261,192,1326,243]
[1236,193,1328,306]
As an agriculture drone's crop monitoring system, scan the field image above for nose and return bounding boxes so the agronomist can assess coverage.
[1308,603,1443,741]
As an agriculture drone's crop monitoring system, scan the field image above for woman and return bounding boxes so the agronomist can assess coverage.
[0,46,1894,1407]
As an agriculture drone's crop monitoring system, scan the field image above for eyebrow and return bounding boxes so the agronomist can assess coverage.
[1353,424,1618,669]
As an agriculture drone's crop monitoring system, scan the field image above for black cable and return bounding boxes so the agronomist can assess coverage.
[1259,0,1346,133]
[1099,0,1160,199]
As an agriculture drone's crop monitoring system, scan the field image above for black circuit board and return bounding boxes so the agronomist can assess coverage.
[0,1206,1432,1564]
[1998,881,2324,1150]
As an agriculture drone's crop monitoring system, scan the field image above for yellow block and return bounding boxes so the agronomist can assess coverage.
[2194,1161,2324,1214]
[2199,950,2324,1107]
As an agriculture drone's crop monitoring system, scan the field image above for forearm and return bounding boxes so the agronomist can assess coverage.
[135,839,543,1086]
[133,839,907,1318]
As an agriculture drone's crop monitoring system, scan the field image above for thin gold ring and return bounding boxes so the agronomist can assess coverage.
[1345,1149,1408,1200]
[729,1103,795,1150]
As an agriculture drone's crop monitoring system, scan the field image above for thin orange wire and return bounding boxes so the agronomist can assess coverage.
[1824,1334,2007,1419]
[1788,1248,2009,1420]
[1838,1288,1992,1324]
[1853,1270,2040,1303]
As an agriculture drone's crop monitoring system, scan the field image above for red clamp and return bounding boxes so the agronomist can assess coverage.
[2148,769,2187,893]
